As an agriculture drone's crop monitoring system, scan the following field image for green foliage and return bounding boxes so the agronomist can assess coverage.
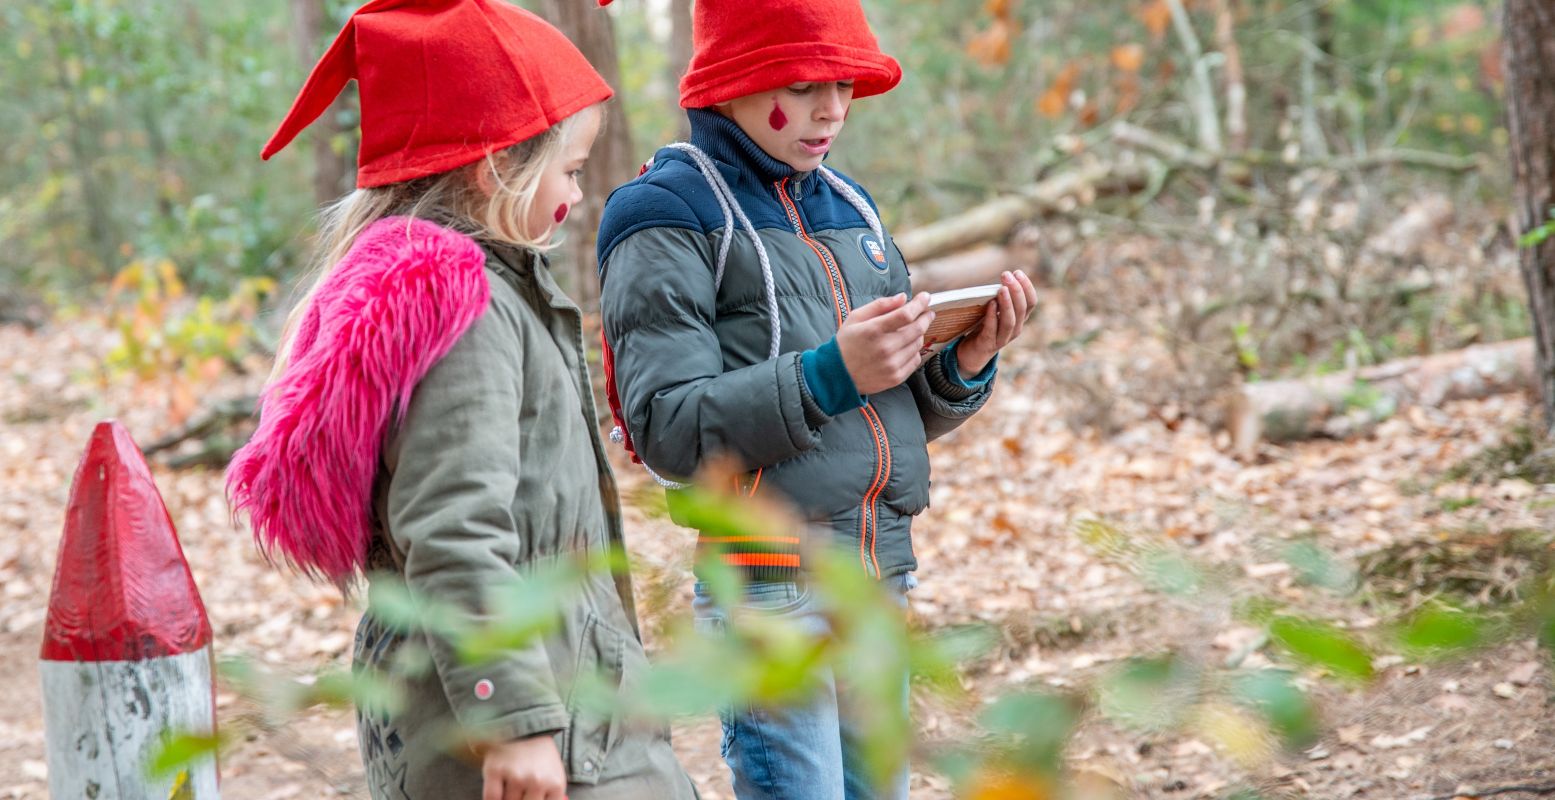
[101,258,274,380]
[1268,616,1374,683]
[1281,539,1359,594]
[146,482,1555,794]
[1520,208,1555,248]
[1395,602,1490,658]
[1097,655,1197,731]
[146,732,223,779]
[1229,669,1318,748]
[2,0,311,291]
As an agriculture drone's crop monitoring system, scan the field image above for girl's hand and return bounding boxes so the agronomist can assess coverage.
[479,734,568,800]
[954,271,1037,379]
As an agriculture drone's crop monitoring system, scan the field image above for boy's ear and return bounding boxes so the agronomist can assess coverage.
[711,101,735,119]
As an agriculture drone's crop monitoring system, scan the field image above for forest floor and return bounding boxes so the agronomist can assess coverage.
[2,299,1553,799]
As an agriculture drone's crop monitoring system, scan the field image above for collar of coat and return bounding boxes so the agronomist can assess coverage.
[225,216,492,586]
[688,106,825,184]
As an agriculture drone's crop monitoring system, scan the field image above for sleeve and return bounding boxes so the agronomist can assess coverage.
[887,238,997,441]
[382,282,569,742]
[601,224,832,480]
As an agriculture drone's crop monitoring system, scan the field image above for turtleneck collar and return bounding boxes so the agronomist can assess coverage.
[687,107,802,183]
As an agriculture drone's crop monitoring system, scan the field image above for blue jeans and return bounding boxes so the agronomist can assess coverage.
[692,573,917,800]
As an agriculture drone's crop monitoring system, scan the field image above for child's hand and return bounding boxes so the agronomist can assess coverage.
[954,271,1037,379]
[837,292,936,395]
[478,734,568,800]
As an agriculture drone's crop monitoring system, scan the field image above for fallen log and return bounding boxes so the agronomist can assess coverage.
[907,227,1042,294]
[1226,338,1535,459]
[894,161,1149,263]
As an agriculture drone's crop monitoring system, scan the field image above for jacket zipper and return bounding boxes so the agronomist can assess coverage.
[774,177,890,577]
[776,177,851,327]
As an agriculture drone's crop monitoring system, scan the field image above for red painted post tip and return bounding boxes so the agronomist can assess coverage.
[40,420,212,662]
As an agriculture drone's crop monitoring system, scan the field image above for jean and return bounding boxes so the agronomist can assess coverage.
[692,572,917,800]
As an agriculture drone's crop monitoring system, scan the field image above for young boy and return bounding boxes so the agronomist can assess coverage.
[596,1,1036,797]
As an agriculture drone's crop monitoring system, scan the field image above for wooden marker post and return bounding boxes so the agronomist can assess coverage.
[39,420,219,798]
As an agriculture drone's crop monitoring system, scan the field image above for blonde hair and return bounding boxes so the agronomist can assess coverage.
[268,106,597,381]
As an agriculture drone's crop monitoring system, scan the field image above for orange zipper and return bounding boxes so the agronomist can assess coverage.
[774,176,890,577]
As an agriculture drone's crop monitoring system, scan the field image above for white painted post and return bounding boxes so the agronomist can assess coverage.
[40,420,220,799]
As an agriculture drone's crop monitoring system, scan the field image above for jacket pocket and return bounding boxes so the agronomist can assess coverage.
[880,481,930,517]
[563,612,628,785]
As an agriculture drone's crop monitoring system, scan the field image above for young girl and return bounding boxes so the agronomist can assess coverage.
[226,1,695,798]
[596,0,1036,797]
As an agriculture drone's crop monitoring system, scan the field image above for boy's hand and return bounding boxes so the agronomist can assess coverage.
[479,734,568,800]
[837,293,935,395]
[954,271,1037,379]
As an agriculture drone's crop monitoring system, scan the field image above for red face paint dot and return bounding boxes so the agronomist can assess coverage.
[768,101,788,131]
[474,679,494,700]
[554,204,569,224]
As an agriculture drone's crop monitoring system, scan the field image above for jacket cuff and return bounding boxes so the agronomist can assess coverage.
[795,357,834,429]
[928,343,995,401]
[800,338,866,417]
[462,702,571,744]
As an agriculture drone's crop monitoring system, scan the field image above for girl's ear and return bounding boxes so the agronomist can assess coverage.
[711,101,734,119]
[472,155,499,196]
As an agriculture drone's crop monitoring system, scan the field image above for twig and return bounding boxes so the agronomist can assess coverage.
[1213,0,1247,152]
[143,394,258,457]
[1112,123,1481,174]
[1113,122,1217,170]
[1165,0,1223,154]
[1421,782,1555,800]
[1296,4,1330,159]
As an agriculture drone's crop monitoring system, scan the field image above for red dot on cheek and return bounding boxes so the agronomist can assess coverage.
[554,204,569,223]
[768,101,788,131]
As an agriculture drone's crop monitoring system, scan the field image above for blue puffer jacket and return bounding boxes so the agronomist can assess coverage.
[598,108,994,581]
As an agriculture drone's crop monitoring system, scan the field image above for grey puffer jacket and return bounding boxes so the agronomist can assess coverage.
[598,109,994,582]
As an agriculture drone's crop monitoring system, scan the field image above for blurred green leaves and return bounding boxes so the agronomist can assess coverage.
[1268,616,1374,683]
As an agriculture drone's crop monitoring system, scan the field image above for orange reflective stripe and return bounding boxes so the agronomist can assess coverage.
[775,178,851,326]
[722,553,802,568]
[699,535,802,545]
[862,404,890,577]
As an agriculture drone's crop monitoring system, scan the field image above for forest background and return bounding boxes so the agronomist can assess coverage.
[4,1,1554,798]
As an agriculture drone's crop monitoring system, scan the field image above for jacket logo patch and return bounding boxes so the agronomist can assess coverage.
[858,234,890,273]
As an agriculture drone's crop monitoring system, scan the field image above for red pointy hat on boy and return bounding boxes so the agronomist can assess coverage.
[674,0,901,108]
[262,0,613,188]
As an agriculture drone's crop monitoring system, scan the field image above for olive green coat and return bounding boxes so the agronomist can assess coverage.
[353,242,695,799]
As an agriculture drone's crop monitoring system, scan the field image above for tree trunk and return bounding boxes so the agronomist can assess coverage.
[1225,339,1536,459]
[537,0,636,310]
[1505,0,1555,435]
[669,0,694,140]
[291,0,354,205]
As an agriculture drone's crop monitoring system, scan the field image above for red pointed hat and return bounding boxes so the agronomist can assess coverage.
[262,0,613,189]
[675,0,901,109]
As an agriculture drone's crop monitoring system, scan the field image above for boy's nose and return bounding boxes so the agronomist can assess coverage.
[815,84,848,120]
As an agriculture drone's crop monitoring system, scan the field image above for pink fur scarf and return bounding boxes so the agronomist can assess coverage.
[226,216,491,583]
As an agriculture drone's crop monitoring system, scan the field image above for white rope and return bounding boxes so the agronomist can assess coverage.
[818,166,886,245]
[615,148,890,491]
[666,143,782,361]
